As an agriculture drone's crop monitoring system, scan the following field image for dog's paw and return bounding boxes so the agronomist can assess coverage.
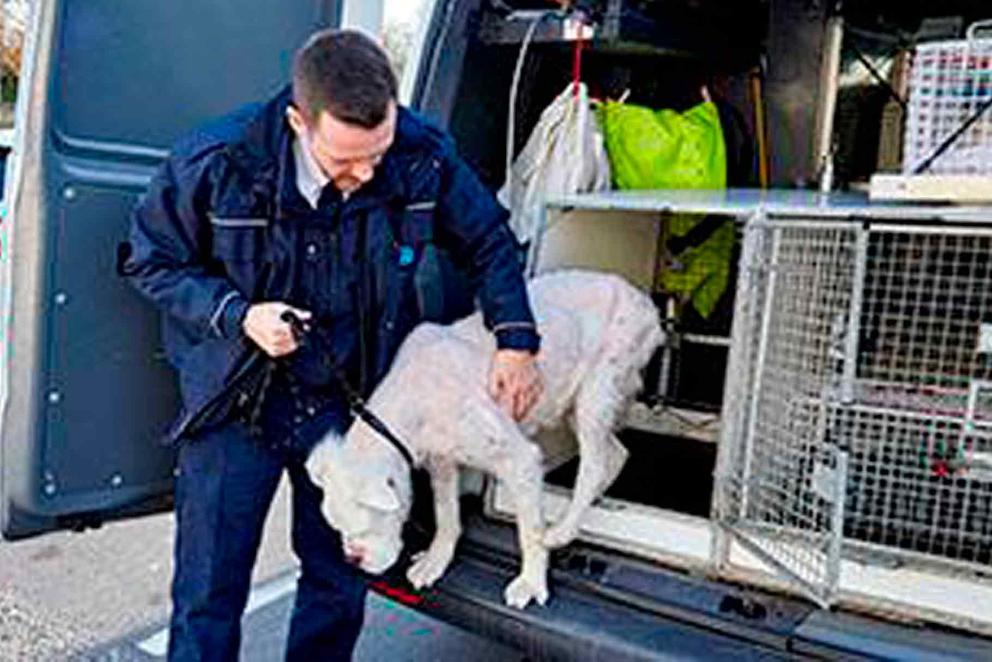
[406,548,453,589]
[543,522,578,549]
[503,574,549,609]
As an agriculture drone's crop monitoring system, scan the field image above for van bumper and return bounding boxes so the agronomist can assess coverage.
[411,555,790,661]
[374,517,992,661]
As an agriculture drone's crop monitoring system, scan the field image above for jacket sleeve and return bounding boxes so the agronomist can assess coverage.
[433,141,540,353]
[122,154,250,341]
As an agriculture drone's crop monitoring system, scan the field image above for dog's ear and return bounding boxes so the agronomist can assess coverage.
[357,475,402,512]
[305,435,342,483]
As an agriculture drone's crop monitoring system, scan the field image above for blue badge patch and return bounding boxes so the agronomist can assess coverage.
[398,245,415,267]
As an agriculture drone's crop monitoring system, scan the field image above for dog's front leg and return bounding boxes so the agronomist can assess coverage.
[407,457,461,589]
[502,441,550,609]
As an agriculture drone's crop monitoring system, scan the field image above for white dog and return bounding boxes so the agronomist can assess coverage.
[306,270,664,608]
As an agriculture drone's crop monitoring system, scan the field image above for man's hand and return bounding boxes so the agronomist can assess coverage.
[488,349,544,422]
[243,302,312,358]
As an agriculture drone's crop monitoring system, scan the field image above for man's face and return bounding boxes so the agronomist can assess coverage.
[287,102,397,196]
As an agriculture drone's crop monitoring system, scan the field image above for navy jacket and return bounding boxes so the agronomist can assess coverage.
[123,88,539,444]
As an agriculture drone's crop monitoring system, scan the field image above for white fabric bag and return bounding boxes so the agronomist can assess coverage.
[498,83,611,270]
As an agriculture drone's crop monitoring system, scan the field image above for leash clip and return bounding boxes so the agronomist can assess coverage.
[280,310,312,342]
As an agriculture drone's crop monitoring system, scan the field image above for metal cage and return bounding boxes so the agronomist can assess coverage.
[720,214,992,604]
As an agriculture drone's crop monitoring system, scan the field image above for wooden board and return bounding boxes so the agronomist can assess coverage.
[533,209,661,291]
[870,174,992,204]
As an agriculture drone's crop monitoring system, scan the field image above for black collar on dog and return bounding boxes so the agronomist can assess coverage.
[349,397,417,469]
[280,311,417,470]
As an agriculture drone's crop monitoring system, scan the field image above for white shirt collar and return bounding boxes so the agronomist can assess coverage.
[293,136,330,209]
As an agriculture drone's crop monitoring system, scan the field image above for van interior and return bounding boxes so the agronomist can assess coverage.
[406,0,992,636]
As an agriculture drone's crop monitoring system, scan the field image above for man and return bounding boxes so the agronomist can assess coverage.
[123,29,542,661]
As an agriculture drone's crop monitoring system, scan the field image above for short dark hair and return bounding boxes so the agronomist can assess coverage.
[292,29,398,129]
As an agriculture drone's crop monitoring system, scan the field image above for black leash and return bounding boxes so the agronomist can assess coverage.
[279,310,417,470]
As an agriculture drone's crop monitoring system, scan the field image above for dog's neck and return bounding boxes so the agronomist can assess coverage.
[349,381,423,467]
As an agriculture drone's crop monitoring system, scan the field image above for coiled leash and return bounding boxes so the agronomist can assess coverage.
[270,310,417,469]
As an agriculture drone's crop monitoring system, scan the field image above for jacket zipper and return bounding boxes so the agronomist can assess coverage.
[356,215,371,396]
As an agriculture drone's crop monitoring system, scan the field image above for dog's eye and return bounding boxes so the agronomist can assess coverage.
[386,478,395,489]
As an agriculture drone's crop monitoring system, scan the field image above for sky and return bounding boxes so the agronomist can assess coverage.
[384,0,429,27]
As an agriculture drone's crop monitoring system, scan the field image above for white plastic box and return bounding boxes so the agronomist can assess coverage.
[904,20,992,175]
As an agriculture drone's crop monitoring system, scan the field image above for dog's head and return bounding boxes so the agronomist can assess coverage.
[305,433,412,574]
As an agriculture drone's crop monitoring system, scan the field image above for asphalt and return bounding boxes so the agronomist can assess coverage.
[0,478,523,661]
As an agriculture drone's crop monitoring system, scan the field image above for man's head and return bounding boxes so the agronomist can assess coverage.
[287,29,398,196]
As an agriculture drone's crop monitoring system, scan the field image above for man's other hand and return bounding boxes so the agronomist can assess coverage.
[488,349,544,421]
[243,302,312,358]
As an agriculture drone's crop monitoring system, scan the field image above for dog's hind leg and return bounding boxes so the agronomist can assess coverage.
[544,375,629,550]
[407,457,461,590]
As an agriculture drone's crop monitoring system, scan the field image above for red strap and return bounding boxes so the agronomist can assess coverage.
[572,35,585,98]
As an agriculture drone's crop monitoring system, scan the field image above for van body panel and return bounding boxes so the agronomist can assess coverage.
[0,0,340,540]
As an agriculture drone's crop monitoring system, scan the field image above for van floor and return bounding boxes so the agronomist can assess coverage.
[544,429,715,518]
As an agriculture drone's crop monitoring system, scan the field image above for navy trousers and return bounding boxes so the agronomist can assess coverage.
[167,420,367,661]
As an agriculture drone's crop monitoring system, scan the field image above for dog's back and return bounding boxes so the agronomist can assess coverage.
[391,270,661,382]
[527,270,663,366]
[378,270,663,432]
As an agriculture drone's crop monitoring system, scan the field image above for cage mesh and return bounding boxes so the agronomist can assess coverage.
[723,217,992,601]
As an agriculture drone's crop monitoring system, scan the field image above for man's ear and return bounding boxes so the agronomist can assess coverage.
[357,476,402,513]
[286,104,309,139]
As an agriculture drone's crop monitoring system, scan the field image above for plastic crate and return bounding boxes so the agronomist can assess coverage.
[904,21,992,175]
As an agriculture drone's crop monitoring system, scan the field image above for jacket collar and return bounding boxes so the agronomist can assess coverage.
[230,86,417,217]
[292,135,330,209]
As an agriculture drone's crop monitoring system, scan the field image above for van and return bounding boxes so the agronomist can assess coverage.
[4,0,992,658]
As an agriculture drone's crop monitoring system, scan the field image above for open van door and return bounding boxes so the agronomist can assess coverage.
[0,0,340,540]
